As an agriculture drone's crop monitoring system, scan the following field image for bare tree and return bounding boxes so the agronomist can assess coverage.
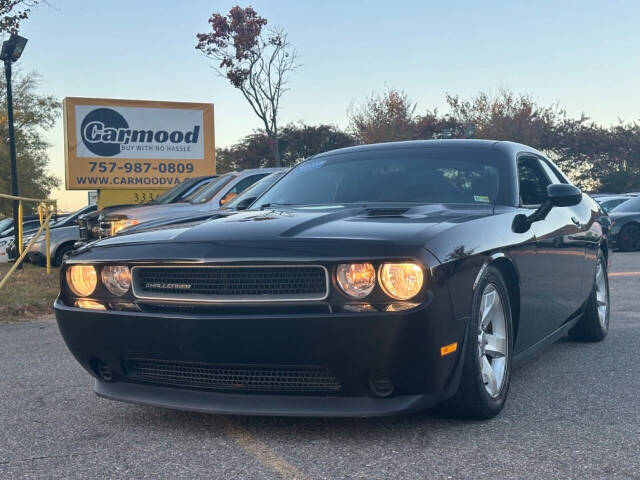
[0,0,39,37]
[196,6,299,167]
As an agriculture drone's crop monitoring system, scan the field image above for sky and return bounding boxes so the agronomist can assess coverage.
[13,0,640,210]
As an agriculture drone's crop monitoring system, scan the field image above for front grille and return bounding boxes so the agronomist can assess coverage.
[78,219,88,241]
[126,360,341,392]
[132,265,328,302]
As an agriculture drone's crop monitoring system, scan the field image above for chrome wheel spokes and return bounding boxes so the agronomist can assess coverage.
[595,260,609,329]
[477,284,508,398]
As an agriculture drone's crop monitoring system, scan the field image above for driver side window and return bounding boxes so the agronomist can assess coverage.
[518,157,551,207]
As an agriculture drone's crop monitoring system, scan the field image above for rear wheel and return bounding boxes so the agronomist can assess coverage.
[569,251,609,342]
[442,266,513,419]
[618,223,640,251]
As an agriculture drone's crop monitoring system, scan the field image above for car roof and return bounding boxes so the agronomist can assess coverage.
[311,139,543,159]
[233,168,281,175]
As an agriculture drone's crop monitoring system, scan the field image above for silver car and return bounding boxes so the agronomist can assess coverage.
[98,168,279,237]
[24,205,97,266]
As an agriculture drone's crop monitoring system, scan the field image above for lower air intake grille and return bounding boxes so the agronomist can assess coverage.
[126,360,341,392]
[132,265,328,302]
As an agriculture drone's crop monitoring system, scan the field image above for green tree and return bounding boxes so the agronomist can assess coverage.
[216,123,354,173]
[0,71,59,215]
[347,87,640,192]
[348,88,417,144]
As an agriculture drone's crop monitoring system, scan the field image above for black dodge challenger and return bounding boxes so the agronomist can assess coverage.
[55,140,610,419]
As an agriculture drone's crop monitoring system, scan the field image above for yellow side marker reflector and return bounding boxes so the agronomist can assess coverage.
[440,342,458,356]
[75,299,107,310]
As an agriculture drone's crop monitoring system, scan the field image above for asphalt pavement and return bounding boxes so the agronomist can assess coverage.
[1,253,639,479]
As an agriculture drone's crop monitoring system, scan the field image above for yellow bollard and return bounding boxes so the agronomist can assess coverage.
[18,200,23,255]
[46,207,51,274]
[0,209,54,291]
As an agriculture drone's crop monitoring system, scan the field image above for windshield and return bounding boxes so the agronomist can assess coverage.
[150,181,191,204]
[599,197,629,213]
[151,177,213,204]
[611,196,640,213]
[224,172,285,209]
[183,179,214,202]
[189,173,235,204]
[254,149,504,208]
[0,218,12,233]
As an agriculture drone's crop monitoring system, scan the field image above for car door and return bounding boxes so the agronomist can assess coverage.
[517,156,587,339]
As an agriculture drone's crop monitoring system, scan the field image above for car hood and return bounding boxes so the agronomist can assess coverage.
[77,204,494,262]
[102,202,209,222]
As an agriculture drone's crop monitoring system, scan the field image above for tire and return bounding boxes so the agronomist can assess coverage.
[618,223,640,251]
[569,251,610,342]
[441,266,513,419]
[53,243,74,267]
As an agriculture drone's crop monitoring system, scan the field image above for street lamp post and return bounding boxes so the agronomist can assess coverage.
[1,34,28,265]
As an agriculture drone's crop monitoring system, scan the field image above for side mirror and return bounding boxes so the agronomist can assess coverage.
[512,184,582,233]
[234,196,257,211]
[547,184,582,207]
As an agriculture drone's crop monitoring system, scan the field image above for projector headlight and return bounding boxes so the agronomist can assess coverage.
[379,263,424,300]
[336,263,376,299]
[66,265,97,297]
[110,218,138,235]
[101,265,131,297]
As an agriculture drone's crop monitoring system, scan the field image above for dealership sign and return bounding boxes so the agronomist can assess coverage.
[63,98,215,189]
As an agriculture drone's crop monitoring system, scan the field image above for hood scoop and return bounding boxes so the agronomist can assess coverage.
[364,207,410,217]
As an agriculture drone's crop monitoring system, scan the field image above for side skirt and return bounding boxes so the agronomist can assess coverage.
[512,315,581,368]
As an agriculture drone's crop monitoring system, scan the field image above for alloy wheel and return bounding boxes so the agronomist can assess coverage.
[477,284,509,398]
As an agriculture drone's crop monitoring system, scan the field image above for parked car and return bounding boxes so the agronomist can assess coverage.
[4,206,97,263]
[55,140,609,420]
[96,168,279,239]
[594,194,631,213]
[117,169,289,236]
[0,217,50,263]
[77,176,217,245]
[609,196,640,251]
[23,205,98,266]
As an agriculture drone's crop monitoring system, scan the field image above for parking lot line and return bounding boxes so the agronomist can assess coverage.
[609,271,640,277]
[221,417,309,480]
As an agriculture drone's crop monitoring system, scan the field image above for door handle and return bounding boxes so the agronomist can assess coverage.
[571,216,581,228]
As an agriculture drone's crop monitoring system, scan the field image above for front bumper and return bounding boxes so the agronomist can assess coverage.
[54,291,466,417]
[95,380,443,417]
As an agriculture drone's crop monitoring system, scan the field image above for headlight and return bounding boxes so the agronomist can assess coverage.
[379,263,424,300]
[110,219,138,235]
[101,265,131,296]
[66,265,97,297]
[336,263,376,298]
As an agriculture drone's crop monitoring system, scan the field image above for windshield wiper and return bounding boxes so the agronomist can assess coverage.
[259,203,300,210]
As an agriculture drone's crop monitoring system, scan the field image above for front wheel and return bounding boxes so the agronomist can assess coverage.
[53,243,74,267]
[569,251,609,342]
[441,266,513,419]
